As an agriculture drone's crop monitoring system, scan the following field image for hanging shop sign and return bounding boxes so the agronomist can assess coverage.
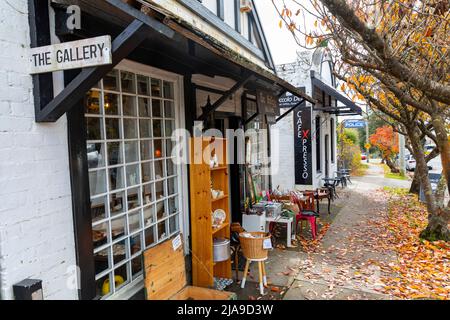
[278,91,306,108]
[30,35,112,74]
[344,119,366,128]
[257,90,279,116]
[294,106,313,185]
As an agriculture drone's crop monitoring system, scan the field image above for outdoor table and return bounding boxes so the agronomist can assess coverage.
[322,177,340,199]
[265,215,295,248]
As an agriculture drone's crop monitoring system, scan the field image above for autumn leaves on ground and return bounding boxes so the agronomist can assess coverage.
[377,188,449,300]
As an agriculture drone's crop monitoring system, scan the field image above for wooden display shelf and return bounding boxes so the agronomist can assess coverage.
[189,137,232,288]
[211,195,229,202]
[212,222,229,234]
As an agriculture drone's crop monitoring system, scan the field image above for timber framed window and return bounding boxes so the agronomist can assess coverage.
[85,66,182,299]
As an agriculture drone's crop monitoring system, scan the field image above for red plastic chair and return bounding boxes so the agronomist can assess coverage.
[290,191,319,240]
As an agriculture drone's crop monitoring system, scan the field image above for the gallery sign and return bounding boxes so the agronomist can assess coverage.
[30,35,112,74]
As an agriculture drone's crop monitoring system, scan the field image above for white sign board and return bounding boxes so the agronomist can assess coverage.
[30,35,112,74]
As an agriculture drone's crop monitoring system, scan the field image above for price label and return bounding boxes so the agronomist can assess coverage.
[172,235,182,251]
[263,238,273,250]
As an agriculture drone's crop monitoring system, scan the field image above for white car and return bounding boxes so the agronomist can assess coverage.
[405,154,433,171]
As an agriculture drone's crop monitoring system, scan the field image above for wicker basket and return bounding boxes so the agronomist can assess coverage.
[239,232,271,260]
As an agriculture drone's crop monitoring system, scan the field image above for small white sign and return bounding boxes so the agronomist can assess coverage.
[172,234,182,251]
[263,238,273,250]
[30,35,112,74]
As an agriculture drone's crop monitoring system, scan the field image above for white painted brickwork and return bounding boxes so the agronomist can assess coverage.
[0,1,77,300]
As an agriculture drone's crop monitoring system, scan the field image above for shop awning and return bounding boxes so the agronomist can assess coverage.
[311,71,362,116]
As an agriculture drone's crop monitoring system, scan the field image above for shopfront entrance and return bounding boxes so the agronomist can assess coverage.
[85,61,187,299]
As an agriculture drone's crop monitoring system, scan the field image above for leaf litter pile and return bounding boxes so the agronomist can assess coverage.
[375,188,449,300]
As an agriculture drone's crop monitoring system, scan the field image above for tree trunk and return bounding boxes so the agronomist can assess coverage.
[410,174,420,194]
[431,114,450,197]
[384,157,399,173]
[407,126,449,241]
[435,172,447,207]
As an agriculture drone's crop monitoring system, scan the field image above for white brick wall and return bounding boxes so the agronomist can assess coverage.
[0,0,77,300]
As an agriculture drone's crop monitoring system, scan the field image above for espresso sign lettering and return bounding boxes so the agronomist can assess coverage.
[30,36,112,74]
[294,105,313,185]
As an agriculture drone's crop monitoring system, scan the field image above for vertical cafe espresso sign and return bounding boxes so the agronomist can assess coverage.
[30,36,112,74]
[294,106,313,185]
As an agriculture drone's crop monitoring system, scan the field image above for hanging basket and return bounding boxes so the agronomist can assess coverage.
[239,232,271,260]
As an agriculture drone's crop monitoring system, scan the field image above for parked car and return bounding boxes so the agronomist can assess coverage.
[405,154,433,171]
[361,153,367,160]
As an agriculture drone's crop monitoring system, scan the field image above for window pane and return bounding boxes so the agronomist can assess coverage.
[85,90,102,115]
[158,220,168,241]
[154,160,164,180]
[153,120,162,137]
[86,117,103,141]
[165,120,175,137]
[104,93,120,115]
[154,140,164,158]
[126,164,140,187]
[123,96,137,117]
[94,247,110,275]
[151,79,162,97]
[168,196,178,215]
[130,232,142,256]
[121,71,136,94]
[140,140,153,161]
[164,100,174,118]
[112,240,127,266]
[166,158,176,176]
[139,97,151,117]
[143,205,155,227]
[104,70,119,91]
[131,255,143,279]
[155,180,164,200]
[89,170,107,196]
[143,183,154,205]
[96,274,111,298]
[124,141,139,163]
[156,201,166,221]
[127,187,141,210]
[145,226,156,247]
[137,75,149,96]
[87,143,105,169]
[113,264,129,291]
[92,222,109,248]
[105,118,121,140]
[110,191,125,217]
[107,142,123,166]
[166,140,174,158]
[152,99,162,117]
[128,210,141,234]
[169,214,180,234]
[167,177,177,196]
[139,119,151,138]
[124,119,138,139]
[141,162,153,183]
[111,216,126,239]
[109,167,124,191]
[91,196,107,223]
[163,81,174,99]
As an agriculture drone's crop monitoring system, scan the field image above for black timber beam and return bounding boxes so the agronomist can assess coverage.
[36,19,150,122]
[29,0,54,116]
[198,74,253,121]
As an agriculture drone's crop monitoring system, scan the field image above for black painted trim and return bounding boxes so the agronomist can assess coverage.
[28,0,54,119]
[250,0,275,70]
[66,68,96,300]
[234,0,241,33]
[178,0,265,60]
[217,0,224,20]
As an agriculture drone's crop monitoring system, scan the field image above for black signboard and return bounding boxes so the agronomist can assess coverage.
[257,90,279,116]
[294,105,313,185]
[279,91,306,108]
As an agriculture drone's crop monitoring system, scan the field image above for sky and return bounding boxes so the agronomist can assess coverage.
[255,0,315,65]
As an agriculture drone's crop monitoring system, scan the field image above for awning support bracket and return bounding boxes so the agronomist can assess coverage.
[198,74,253,121]
[276,98,306,123]
[36,19,149,122]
